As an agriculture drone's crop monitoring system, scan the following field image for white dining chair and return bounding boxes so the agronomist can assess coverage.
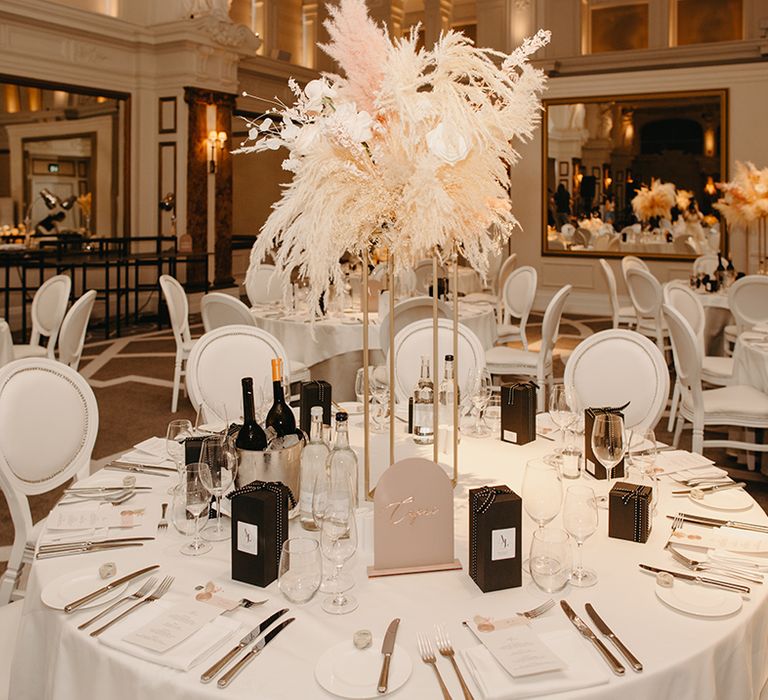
[0,321,12,370]
[497,266,537,350]
[462,253,517,315]
[663,303,768,457]
[663,282,733,431]
[159,274,195,413]
[390,318,485,404]
[724,275,768,353]
[692,254,719,277]
[620,254,649,280]
[12,274,71,360]
[378,296,450,357]
[485,284,572,412]
[186,325,294,422]
[599,258,635,329]
[244,263,284,306]
[564,329,670,435]
[414,258,443,293]
[624,267,669,354]
[201,292,310,384]
[57,290,96,370]
[0,358,99,604]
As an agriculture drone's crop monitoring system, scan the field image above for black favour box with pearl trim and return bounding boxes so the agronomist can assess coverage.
[300,380,332,434]
[608,482,652,543]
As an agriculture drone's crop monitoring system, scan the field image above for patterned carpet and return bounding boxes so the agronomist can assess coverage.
[1,311,766,576]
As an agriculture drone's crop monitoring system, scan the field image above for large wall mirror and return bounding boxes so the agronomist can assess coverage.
[542,89,727,260]
[0,76,130,238]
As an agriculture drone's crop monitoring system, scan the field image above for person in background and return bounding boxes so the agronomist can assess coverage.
[604,195,615,225]
[554,183,571,229]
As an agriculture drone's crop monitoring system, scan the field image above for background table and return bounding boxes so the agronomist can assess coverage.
[733,331,768,394]
[11,423,768,700]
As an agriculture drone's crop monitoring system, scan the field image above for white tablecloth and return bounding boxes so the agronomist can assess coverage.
[733,331,768,393]
[11,423,768,700]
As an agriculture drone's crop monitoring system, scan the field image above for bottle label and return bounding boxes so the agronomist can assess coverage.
[413,403,433,429]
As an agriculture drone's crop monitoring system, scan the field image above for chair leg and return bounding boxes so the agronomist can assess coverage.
[692,426,704,454]
[171,352,182,413]
[667,381,680,433]
[0,539,26,605]
[521,329,528,352]
[673,416,684,448]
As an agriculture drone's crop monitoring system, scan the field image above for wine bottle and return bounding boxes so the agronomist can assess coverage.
[412,356,434,445]
[235,377,267,451]
[326,411,358,507]
[716,253,726,289]
[265,357,296,438]
[299,406,329,530]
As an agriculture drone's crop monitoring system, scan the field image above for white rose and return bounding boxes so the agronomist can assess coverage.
[426,122,470,166]
[293,122,321,155]
[333,102,374,143]
[304,79,335,112]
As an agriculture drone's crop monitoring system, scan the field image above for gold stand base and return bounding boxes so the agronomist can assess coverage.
[367,559,462,578]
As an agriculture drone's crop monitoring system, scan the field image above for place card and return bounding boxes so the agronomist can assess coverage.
[470,618,564,678]
[123,602,220,654]
[655,451,716,474]
[47,507,105,531]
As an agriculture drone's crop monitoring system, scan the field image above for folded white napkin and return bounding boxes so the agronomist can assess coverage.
[461,628,609,700]
[119,449,174,466]
[98,600,240,671]
[133,436,168,458]
[709,549,768,570]
[655,451,716,475]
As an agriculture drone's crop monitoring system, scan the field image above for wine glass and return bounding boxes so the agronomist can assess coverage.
[171,463,212,556]
[166,419,192,493]
[627,427,659,516]
[319,474,358,614]
[529,528,571,593]
[465,367,492,437]
[563,485,599,587]
[484,393,502,438]
[591,413,626,497]
[370,367,389,433]
[522,458,563,535]
[278,538,322,604]
[549,383,576,452]
[199,434,239,542]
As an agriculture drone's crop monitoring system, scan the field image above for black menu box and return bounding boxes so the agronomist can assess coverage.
[300,380,332,434]
[184,436,205,465]
[608,481,652,543]
[229,481,291,588]
[500,382,537,445]
[469,485,522,592]
[584,406,626,480]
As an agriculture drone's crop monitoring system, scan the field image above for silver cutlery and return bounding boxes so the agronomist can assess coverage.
[229,597,267,611]
[666,512,684,547]
[157,503,168,532]
[38,537,154,553]
[104,464,172,477]
[672,481,745,496]
[665,513,768,533]
[560,601,625,676]
[665,545,764,584]
[462,621,483,644]
[584,603,642,672]
[90,576,175,637]
[64,564,160,614]
[518,599,555,620]
[65,486,152,493]
[217,616,295,688]
[59,491,137,507]
[109,460,176,472]
[435,625,475,700]
[36,542,145,559]
[417,633,453,700]
[200,608,288,683]
[377,618,400,694]
[77,577,158,630]
[669,476,731,487]
[638,564,750,594]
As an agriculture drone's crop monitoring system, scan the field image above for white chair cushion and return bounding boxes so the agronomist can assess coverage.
[12,345,47,360]
[484,346,540,371]
[724,324,738,341]
[618,305,635,319]
[463,292,497,305]
[497,323,521,337]
[683,385,768,420]
[635,318,668,333]
[701,356,734,378]
[0,599,22,699]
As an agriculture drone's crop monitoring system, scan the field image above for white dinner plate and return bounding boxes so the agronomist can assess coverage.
[338,402,364,416]
[688,488,754,512]
[41,567,130,611]
[315,641,412,699]
[655,580,742,618]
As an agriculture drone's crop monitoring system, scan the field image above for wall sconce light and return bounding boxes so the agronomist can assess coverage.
[207,130,228,173]
[704,176,717,196]
[159,192,177,236]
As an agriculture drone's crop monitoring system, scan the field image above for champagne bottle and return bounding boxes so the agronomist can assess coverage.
[413,356,434,445]
[235,377,267,451]
[265,357,296,438]
[299,406,329,530]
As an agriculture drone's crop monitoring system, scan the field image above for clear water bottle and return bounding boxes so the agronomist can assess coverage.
[326,412,358,507]
[413,356,434,445]
[438,354,460,445]
[299,406,330,530]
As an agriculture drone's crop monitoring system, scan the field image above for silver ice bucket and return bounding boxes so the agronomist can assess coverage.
[236,442,303,517]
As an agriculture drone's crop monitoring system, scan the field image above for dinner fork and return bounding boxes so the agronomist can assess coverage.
[435,626,475,700]
[230,597,267,611]
[77,577,158,631]
[517,599,555,620]
[90,576,174,637]
[665,512,684,547]
[666,545,764,584]
[157,503,168,532]
[417,634,453,700]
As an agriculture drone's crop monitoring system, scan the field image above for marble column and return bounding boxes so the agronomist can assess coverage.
[368,0,405,37]
[423,0,452,47]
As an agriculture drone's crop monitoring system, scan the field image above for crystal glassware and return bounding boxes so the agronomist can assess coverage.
[522,458,563,535]
[529,528,571,593]
[171,463,212,556]
[563,485,599,587]
[626,427,660,517]
[370,367,389,433]
[548,382,576,453]
[199,434,239,542]
[166,419,192,493]
[465,367,492,437]
[484,393,502,438]
[591,413,626,497]
[278,538,322,604]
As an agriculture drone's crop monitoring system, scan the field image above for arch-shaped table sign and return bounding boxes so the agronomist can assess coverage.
[367,458,461,577]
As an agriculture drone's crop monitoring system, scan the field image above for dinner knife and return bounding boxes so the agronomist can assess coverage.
[377,618,400,694]
[200,608,289,683]
[672,482,745,496]
[584,604,642,672]
[36,543,145,559]
[217,617,296,688]
[638,564,750,594]
[38,537,155,551]
[110,461,176,472]
[104,465,172,477]
[63,564,160,613]
[560,601,624,675]
[65,486,153,493]
[665,513,768,533]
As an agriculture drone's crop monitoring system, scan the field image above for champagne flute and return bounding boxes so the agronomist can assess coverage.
[627,427,659,516]
[171,463,212,556]
[522,458,562,573]
[199,434,239,542]
[591,413,626,499]
[319,473,358,614]
[166,419,192,493]
[563,485,599,587]
[465,367,492,437]
[549,383,576,453]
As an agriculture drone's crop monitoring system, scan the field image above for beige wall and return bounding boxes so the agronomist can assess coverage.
[509,60,768,315]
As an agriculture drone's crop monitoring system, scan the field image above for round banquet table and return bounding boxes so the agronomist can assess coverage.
[11,421,768,700]
[733,331,768,394]
[693,289,732,356]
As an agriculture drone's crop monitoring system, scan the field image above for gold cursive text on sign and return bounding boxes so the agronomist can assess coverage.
[386,496,439,526]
